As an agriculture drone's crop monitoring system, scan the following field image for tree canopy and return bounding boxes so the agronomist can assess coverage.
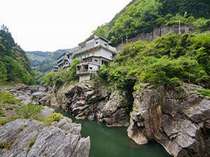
[99,32,210,90]
[95,0,210,45]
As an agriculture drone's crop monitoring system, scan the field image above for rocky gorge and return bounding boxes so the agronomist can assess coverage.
[45,81,130,127]
[42,81,210,157]
[1,81,210,157]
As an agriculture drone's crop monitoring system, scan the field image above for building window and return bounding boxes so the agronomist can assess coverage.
[77,66,81,71]
[84,65,88,70]
[102,60,108,65]
[95,59,98,62]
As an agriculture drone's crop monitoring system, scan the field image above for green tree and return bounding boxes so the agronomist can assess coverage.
[0,25,34,84]
[99,33,210,89]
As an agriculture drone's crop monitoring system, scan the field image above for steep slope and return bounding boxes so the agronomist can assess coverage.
[26,49,67,73]
[96,30,210,157]
[0,26,33,84]
[95,0,210,45]
[99,32,210,89]
[94,1,210,156]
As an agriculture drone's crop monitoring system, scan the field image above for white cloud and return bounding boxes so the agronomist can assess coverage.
[0,0,131,51]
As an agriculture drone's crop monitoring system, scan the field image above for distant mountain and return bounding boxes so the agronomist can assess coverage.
[26,49,68,73]
[0,25,34,84]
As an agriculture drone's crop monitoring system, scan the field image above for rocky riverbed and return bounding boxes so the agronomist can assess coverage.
[0,118,90,157]
[9,85,50,105]
[0,85,90,157]
[3,82,210,157]
[44,81,210,157]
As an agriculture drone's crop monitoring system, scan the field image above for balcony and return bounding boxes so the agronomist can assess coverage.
[76,63,98,75]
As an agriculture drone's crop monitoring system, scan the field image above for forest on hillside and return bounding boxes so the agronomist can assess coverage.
[0,25,34,84]
[95,0,210,45]
[98,32,210,94]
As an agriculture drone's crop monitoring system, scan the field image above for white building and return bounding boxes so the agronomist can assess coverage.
[55,35,117,82]
[73,35,117,82]
[54,49,76,71]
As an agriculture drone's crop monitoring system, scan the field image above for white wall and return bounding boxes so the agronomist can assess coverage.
[76,48,113,61]
[79,74,91,82]
[93,48,113,60]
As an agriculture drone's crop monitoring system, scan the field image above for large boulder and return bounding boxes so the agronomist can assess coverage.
[0,118,90,157]
[127,84,210,157]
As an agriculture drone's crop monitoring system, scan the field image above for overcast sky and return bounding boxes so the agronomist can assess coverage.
[0,0,131,51]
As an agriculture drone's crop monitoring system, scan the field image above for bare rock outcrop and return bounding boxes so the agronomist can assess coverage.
[127,84,210,157]
[47,81,130,127]
[9,85,49,105]
[0,118,90,157]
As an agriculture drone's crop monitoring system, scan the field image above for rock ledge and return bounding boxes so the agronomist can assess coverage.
[0,118,90,157]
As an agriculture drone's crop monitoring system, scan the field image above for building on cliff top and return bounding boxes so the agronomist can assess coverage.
[54,35,117,82]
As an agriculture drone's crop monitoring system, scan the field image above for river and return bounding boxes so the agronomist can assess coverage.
[62,112,171,157]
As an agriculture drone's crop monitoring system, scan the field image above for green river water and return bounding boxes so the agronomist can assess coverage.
[63,112,171,157]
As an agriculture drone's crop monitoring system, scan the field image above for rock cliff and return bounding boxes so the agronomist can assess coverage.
[46,81,130,127]
[127,84,210,157]
[43,81,210,157]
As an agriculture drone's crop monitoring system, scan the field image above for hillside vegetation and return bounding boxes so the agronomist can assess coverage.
[99,32,210,90]
[41,0,210,91]
[41,59,79,88]
[0,25,34,84]
[95,0,210,45]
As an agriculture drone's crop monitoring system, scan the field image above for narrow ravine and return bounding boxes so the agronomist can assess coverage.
[61,112,171,157]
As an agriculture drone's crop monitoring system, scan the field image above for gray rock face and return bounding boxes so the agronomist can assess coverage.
[127,84,210,157]
[99,90,129,127]
[0,118,90,157]
[65,82,129,127]
[49,81,129,127]
[9,85,49,105]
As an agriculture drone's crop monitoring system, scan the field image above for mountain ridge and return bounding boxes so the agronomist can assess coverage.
[26,49,68,73]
